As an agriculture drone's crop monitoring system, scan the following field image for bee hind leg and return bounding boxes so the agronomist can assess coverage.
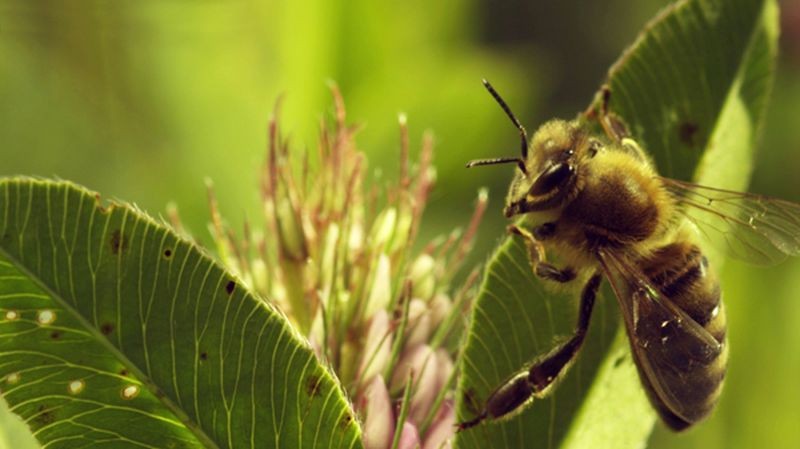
[528,272,601,391]
[508,224,576,283]
[456,273,602,430]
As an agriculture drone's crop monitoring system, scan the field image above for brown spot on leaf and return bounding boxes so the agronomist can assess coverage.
[110,230,128,255]
[338,413,353,429]
[33,405,55,426]
[50,330,62,339]
[119,369,129,376]
[462,388,482,414]
[225,280,235,295]
[100,323,114,335]
[200,351,208,361]
[305,374,322,397]
[678,121,699,147]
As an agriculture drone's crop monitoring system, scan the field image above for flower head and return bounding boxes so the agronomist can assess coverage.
[200,85,486,448]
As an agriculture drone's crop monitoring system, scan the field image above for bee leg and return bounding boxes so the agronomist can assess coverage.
[533,222,556,240]
[508,224,576,283]
[456,370,533,431]
[528,273,602,392]
[584,86,648,161]
[583,85,631,142]
[457,273,602,430]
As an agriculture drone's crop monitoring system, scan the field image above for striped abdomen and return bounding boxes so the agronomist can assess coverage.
[636,241,728,430]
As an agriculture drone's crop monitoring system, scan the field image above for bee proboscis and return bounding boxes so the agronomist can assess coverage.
[459,80,800,431]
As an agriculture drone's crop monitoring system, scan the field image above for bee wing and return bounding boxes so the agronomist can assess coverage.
[660,177,800,265]
[596,249,724,425]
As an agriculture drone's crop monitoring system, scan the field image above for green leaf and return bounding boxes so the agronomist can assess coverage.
[0,178,363,449]
[455,0,778,448]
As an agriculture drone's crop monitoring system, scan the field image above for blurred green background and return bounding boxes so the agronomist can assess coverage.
[1,1,798,448]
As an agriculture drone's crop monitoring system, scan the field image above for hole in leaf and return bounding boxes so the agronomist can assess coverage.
[163,248,173,258]
[225,280,235,295]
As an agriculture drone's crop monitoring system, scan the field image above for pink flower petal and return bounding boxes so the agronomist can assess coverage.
[397,422,421,449]
[423,400,455,449]
[361,376,394,449]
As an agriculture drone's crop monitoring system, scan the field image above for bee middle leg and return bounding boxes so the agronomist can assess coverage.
[457,272,602,430]
[508,224,576,283]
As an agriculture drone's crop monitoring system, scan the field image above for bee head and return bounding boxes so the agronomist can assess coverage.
[468,81,601,218]
[502,120,602,217]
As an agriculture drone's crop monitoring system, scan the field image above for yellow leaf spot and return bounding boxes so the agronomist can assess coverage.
[121,385,140,400]
[68,380,85,394]
[37,310,56,325]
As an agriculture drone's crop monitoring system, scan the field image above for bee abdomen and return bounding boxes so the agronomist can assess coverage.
[644,243,726,341]
[639,242,728,430]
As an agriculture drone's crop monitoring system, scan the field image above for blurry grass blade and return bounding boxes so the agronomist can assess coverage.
[390,374,415,449]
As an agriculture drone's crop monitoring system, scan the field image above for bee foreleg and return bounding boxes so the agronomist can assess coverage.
[508,224,576,283]
[528,273,601,392]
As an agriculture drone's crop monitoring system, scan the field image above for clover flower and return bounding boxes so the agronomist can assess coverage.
[199,86,486,449]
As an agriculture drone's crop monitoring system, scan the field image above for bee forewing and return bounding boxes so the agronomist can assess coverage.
[597,250,725,428]
[661,177,800,265]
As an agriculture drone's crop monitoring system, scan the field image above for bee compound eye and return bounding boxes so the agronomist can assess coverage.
[529,162,574,196]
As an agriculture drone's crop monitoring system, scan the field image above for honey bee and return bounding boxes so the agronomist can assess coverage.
[458,80,800,431]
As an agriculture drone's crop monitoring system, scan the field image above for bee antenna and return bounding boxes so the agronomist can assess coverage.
[482,79,529,159]
[466,157,528,175]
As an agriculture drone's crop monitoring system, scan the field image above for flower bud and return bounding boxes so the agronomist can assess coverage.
[251,258,269,294]
[361,376,394,449]
[275,198,308,261]
[388,209,413,253]
[409,254,436,300]
[308,308,325,357]
[364,254,392,318]
[348,220,364,254]
[390,344,432,393]
[423,400,455,449]
[369,208,397,250]
[339,336,358,387]
[358,310,393,382]
[397,422,421,449]
[428,293,452,329]
[390,345,438,426]
[320,223,340,292]
[405,299,432,348]
[433,349,454,393]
